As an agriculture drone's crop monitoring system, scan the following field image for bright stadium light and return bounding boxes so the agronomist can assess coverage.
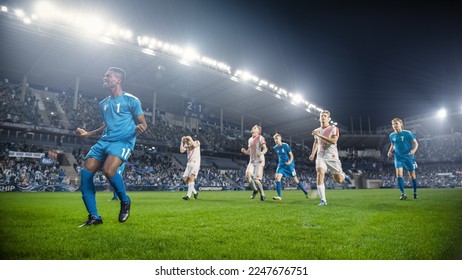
[35,2,58,18]
[292,94,303,105]
[15,9,25,18]
[436,108,447,119]
[1,6,8,12]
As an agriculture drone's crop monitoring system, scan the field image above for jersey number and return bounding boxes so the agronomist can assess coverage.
[121,148,131,160]
[116,103,121,113]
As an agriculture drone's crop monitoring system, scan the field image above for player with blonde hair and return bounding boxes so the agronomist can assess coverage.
[387,118,419,200]
[309,110,351,206]
[241,125,267,201]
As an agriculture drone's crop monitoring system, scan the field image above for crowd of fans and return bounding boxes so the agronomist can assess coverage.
[1,80,461,191]
[0,142,72,191]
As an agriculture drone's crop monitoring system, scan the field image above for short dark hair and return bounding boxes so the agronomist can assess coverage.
[108,67,126,84]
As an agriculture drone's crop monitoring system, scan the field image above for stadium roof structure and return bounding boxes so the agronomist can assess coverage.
[0,8,327,143]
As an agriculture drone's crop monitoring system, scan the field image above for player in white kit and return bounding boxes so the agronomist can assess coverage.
[241,125,267,201]
[309,110,351,206]
[180,135,201,200]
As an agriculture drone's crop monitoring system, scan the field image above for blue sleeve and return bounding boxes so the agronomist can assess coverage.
[129,97,144,117]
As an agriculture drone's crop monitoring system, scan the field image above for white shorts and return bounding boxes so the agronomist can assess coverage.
[246,162,264,180]
[316,157,343,175]
[183,162,200,179]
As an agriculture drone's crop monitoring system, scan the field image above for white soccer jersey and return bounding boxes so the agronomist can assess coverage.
[247,135,266,165]
[186,140,201,165]
[314,125,339,159]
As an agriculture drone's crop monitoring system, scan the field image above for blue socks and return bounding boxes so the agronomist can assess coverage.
[412,178,417,194]
[298,181,308,195]
[80,169,99,217]
[276,181,282,197]
[108,172,129,203]
[397,177,405,194]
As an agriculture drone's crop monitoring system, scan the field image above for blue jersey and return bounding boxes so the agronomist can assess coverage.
[274,143,295,168]
[99,92,143,142]
[389,130,416,160]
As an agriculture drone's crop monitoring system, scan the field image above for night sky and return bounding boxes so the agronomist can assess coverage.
[6,0,462,129]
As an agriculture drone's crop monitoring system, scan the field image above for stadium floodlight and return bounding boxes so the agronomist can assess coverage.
[241,71,252,81]
[1,6,7,12]
[182,47,200,61]
[15,9,25,18]
[292,94,303,105]
[35,2,58,18]
[436,108,447,119]
[23,17,31,24]
[258,80,268,86]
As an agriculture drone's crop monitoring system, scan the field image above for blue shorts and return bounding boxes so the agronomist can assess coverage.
[86,139,134,163]
[394,156,417,171]
[276,164,297,178]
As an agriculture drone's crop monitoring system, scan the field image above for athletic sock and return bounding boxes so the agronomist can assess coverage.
[397,177,405,194]
[412,178,417,194]
[254,180,265,196]
[80,169,98,217]
[317,184,326,202]
[298,181,308,195]
[187,182,196,197]
[249,178,257,191]
[108,172,129,203]
[276,181,282,197]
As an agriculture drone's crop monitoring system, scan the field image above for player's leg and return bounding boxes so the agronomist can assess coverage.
[103,155,129,202]
[316,168,327,205]
[331,160,352,185]
[79,156,102,227]
[253,164,265,201]
[273,173,283,200]
[315,158,328,205]
[408,170,417,198]
[293,175,308,197]
[395,165,406,200]
[186,174,197,199]
[182,166,192,200]
[102,150,131,222]
[405,158,418,199]
[246,164,258,199]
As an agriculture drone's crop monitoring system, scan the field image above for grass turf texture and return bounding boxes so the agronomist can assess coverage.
[1,188,461,260]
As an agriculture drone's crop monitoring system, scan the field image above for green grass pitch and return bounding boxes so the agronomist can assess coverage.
[1,188,461,260]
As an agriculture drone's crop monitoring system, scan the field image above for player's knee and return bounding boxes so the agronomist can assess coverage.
[102,168,117,179]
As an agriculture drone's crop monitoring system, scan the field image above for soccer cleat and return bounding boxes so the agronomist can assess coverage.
[193,192,199,199]
[400,194,407,200]
[250,190,258,199]
[79,215,103,227]
[305,193,309,199]
[260,195,266,201]
[344,174,352,184]
[118,200,131,223]
[413,193,418,199]
[273,196,282,201]
[182,196,190,200]
[318,200,327,206]
[110,197,118,201]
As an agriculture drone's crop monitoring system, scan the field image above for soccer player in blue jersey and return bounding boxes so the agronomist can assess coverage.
[76,67,147,227]
[272,133,308,200]
[387,118,419,200]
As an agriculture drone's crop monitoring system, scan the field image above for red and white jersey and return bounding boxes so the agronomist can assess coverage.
[185,140,201,165]
[314,125,339,159]
[247,135,266,165]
